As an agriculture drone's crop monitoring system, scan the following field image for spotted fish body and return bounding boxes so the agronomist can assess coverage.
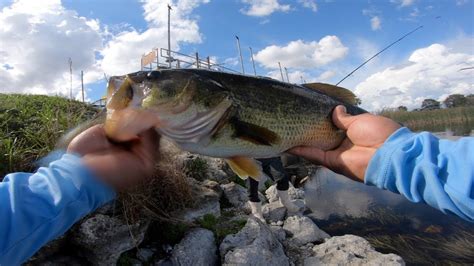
[105,69,366,180]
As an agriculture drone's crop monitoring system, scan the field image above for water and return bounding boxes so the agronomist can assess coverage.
[303,131,474,265]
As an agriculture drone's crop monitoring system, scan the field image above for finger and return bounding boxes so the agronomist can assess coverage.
[332,105,357,130]
[288,146,327,165]
[67,125,110,155]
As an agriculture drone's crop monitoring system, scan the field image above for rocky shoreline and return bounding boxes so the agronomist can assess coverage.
[27,153,405,266]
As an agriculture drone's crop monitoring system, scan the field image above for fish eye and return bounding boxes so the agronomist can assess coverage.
[147,71,160,79]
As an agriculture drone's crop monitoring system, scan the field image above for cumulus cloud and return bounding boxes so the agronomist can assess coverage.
[298,0,317,12]
[0,0,103,97]
[100,0,209,75]
[254,36,348,69]
[370,16,381,30]
[355,42,474,110]
[391,0,415,7]
[240,0,290,17]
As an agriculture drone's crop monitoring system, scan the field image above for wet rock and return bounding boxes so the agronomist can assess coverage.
[304,235,405,266]
[283,216,329,246]
[220,218,289,266]
[71,214,149,265]
[262,201,287,222]
[171,228,217,266]
[265,183,305,203]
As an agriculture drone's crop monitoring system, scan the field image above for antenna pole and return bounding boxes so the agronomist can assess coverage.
[249,46,257,75]
[278,62,284,82]
[236,36,245,74]
[167,4,172,68]
[68,57,73,99]
[284,67,290,83]
[336,25,423,86]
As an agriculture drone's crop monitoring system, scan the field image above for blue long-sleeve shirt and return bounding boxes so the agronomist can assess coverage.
[0,154,115,265]
[365,127,474,222]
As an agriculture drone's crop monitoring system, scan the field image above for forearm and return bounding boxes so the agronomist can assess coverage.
[365,127,474,222]
[0,154,116,264]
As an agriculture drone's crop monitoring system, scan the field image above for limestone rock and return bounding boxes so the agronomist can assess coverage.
[175,178,221,222]
[304,234,405,266]
[265,184,305,203]
[270,225,287,242]
[220,218,289,266]
[221,182,248,208]
[171,228,218,266]
[262,201,287,222]
[71,214,149,265]
[283,216,329,246]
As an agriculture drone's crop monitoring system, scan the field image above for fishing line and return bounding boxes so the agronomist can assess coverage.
[336,25,424,86]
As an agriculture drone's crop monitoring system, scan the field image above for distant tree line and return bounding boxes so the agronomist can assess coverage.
[397,93,474,112]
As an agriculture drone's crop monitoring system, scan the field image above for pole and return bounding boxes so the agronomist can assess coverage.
[300,76,304,84]
[81,70,84,102]
[284,67,290,83]
[207,56,211,69]
[167,4,172,68]
[249,47,256,76]
[278,62,284,82]
[68,57,72,99]
[195,52,199,68]
[236,36,244,74]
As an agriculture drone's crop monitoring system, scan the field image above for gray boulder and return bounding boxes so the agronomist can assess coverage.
[71,214,149,265]
[220,218,289,266]
[262,201,287,222]
[171,228,218,266]
[175,178,221,222]
[221,182,248,208]
[283,216,329,246]
[304,234,405,266]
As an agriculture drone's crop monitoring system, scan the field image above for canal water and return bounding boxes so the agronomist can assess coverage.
[303,131,474,265]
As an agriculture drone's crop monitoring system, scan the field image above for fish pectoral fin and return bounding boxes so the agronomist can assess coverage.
[230,117,280,146]
[226,157,265,181]
[302,82,357,105]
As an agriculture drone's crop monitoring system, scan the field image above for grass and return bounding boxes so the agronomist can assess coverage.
[198,213,247,243]
[0,94,98,177]
[379,106,474,133]
[183,156,209,181]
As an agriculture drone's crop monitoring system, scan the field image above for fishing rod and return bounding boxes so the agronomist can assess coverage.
[336,25,424,86]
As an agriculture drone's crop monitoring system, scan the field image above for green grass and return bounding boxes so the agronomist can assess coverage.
[0,94,98,177]
[198,213,247,243]
[183,156,209,181]
[379,106,474,133]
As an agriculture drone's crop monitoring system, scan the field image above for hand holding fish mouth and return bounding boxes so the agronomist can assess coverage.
[67,124,160,191]
[289,105,401,182]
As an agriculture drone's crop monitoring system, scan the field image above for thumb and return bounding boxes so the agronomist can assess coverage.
[332,105,356,130]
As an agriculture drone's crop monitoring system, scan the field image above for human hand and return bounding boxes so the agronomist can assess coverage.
[289,105,401,182]
[67,124,160,191]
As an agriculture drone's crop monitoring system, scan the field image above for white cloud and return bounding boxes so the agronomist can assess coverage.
[355,42,474,111]
[254,36,348,69]
[317,70,336,81]
[391,0,415,7]
[0,0,103,98]
[298,0,317,12]
[240,0,291,17]
[100,0,209,75]
[370,16,381,31]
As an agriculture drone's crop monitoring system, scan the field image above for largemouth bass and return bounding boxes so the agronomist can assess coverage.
[104,69,365,181]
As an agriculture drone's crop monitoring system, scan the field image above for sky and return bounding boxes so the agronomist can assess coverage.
[0,0,473,110]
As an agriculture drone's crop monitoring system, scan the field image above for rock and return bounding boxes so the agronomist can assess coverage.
[175,178,221,222]
[265,183,304,203]
[171,228,218,266]
[137,248,155,262]
[28,234,67,263]
[202,179,223,197]
[305,235,405,266]
[181,153,228,181]
[262,201,287,222]
[283,216,329,246]
[221,182,248,208]
[270,225,287,241]
[71,214,149,265]
[220,218,289,266]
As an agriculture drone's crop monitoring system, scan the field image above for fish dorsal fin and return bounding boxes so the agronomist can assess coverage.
[230,117,280,146]
[302,83,357,105]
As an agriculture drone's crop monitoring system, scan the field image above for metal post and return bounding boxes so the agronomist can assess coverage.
[195,52,199,68]
[249,47,257,76]
[68,57,73,99]
[177,59,180,68]
[284,67,290,83]
[167,4,172,68]
[81,70,84,102]
[207,56,211,69]
[278,62,284,82]
[236,36,244,74]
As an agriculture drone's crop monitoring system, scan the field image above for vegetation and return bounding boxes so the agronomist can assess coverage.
[183,156,209,181]
[198,213,247,243]
[0,94,97,177]
[379,106,474,133]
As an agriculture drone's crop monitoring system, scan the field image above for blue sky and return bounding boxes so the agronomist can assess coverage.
[0,0,473,110]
